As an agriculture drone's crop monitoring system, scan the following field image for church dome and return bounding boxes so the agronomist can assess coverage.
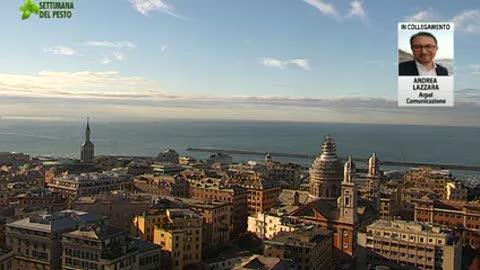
[311,136,342,172]
[309,136,343,199]
[319,136,338,161]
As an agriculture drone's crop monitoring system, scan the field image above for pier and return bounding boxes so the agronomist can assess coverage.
[186,147,480,171]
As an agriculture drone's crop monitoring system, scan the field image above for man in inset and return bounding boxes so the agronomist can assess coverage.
[399,31,449,76]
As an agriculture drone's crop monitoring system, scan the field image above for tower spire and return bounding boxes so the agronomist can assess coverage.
[85,117,91,142]
[343,156,356,183]
[368,152,379,176]
[81,117,94,164]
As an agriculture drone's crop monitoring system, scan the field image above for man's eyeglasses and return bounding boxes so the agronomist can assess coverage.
[411,45,437,52]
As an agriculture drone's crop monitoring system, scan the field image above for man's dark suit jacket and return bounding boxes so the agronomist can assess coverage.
[399,60,449,76]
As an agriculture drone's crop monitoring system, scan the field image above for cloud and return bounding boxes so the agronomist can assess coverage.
[260,58,288,69]
[0,71,174,100]
[469,64,480,74]
[86,41,136,48]
[455,88,480,106]
[405,9,480,33]
[304,0,368,21]
[303,0,338,17]
[112,52,125,61]
[260,58,312,71]
[405,9,437,22]
[288,59,312,71]
[130,0,170,15]
[456,88,480,98]
[101,57,111,65]
[348,0,366,19]
[44,46,76,56]
[452,10,480,33]
[161,45,168,52]
[1,71,479,126]
[86,41,134,64]
[129,0,185,19]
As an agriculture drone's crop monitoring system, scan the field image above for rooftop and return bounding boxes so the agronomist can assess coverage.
[8,209,106,233]
[59,171,130,181]
[73,193,152,205]
[167,208,201,220]
[235,254,297,270]
[274,189,314,215]
[165,196,232,209]
[367,219,451,236]
[188,178,247,194]
[65,224,125,240]
[266,225,332,248]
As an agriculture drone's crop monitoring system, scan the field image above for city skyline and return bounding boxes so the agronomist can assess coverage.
[1,0,480,126]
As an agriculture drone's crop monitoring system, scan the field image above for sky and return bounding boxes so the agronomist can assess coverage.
[0,0,480,126]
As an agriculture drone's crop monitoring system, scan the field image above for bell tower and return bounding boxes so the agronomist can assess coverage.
[339,157,358,224]
[80,117,95,164]
[337,156,358,256]
[367,152,381,213]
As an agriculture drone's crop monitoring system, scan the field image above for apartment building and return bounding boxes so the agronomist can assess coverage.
[415,198,480,248]
[175,197,231,249]
[263,225,334,270]
[153,209,203,270]
[62,225,161,270]
[188,178,248,235]
[404,167,466,200]
[357,219,462,270]
[5,210,106,270]
[247,212,304,240]
[48,171,132,196]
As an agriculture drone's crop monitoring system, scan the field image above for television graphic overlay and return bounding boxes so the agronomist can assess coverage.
[398,22,454,107]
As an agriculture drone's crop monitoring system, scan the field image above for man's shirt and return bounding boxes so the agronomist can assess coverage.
[415,61,437,76]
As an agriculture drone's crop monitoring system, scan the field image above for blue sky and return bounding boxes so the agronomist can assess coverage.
[1,0,480,126]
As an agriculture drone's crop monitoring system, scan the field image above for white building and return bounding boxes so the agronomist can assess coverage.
[358,219,462,270]
[247,212,304,240]
[48,171,132,196]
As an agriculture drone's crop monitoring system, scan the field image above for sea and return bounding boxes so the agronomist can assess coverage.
[0,119,479,180]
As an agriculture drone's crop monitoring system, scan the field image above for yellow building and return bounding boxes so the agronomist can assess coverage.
[173,197,231,250]
[404,167,465,200]
[133,197,229,261]
[132,212,169,242]
[153,209,203,270]
[131,199,179,242]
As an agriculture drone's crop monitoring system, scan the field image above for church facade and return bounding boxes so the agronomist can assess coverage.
[289,137,380,257]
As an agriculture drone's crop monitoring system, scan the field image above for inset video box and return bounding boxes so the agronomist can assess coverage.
[397,22,454,107]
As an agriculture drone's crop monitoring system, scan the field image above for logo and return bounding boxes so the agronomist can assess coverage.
[19,0,75,20]
[19,0,40,20]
